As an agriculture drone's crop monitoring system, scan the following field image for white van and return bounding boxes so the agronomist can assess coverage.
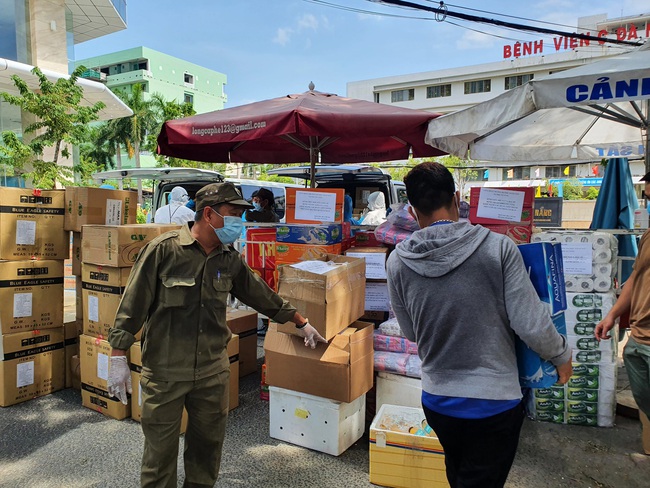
[92,168,303,222]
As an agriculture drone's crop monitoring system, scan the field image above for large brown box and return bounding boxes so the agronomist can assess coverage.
[81,224,180,267]
[80,334,130,419]
[276,254,366,341]
[75,276,83,321]
[0,260,64,335]
[64,187,136,232]
[264,321,374,403]
[226,308,258,377]
[344,246,388,281]
[64,319,82,388]
[0,327,65,406]
[81,263,132,339]
[0,188,69,260]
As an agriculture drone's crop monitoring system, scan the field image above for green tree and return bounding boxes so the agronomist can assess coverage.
[436,155,479,197]
[554,179,584,200]
[0,66,105,188]
[585,186,599,200]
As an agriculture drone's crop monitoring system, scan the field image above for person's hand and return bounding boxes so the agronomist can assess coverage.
[295,322,327,349]
[107,356,132,405]
[361,208,369,218]
[594,316,616,341]
[555,359,573,385]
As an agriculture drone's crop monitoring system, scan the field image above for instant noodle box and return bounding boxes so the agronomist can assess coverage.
[285,188,344,224]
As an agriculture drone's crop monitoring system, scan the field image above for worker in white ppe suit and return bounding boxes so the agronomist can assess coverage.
[360,191,388,226]
[154,186,195,224]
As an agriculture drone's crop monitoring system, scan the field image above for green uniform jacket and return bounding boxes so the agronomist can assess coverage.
[108,223,296,382]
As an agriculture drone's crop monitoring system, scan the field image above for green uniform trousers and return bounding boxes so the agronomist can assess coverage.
[624,336,650,419]
[140,368,230,488]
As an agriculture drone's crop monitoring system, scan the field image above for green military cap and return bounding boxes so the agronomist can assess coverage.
[195,182,253,212]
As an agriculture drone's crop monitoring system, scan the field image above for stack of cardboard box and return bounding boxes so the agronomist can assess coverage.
[469,187,534,244]
[345,246,390,322]
[0,188,69,407]
[264,253,374,456]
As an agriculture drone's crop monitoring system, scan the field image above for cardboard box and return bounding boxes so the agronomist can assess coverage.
[0,188,69,260]
[264,321,374,403]
[81,224,180,267]
[0,260,64,335]
[76,276,83,321]
[483,224,533,245]
[72,232,82,276]
[276,224,343,245]
[356,187,380,206]
[345,247,388,280]
[354,231,382,248]
[245,228,276,269]
[226,308,258,377]
[0,327,65,406]
[285,188,344,224]
[276,254,366,340]
[80,334,130,419]
[269,386,366,456]
[362,311,389,322]
[369,404,447,488]
[70,354,81,390]
[64,187,136,232]
[64,319,82,388]
[275,243,342,266]
[81,264,133,339]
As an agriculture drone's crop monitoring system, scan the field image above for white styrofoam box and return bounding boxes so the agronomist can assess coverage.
[269,386,365,456]
[376,372,422,411]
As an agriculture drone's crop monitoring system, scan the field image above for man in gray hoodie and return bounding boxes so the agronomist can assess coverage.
[386,162,572,488]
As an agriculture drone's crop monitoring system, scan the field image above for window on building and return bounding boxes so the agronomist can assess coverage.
[504,73,534,90]
[391,89,414,102]
[137,61,148,70]
[502,167,530,180]
[426,84,452,98]
[464,79,491,94]
[184,73,194,85]
[546,166,577,178]
[373,92,380,103]
[184,93,194,104]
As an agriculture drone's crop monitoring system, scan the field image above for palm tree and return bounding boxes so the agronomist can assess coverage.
[114,83,157,203]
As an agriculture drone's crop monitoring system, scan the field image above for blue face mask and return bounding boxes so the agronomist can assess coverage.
[252,202,263,212]
[210,211,244,244]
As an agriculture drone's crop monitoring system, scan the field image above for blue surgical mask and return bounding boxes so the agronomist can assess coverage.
[210,211,244,244]
[252,202,262,212]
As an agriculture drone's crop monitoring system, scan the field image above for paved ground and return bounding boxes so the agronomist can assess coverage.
[1,335,649,488]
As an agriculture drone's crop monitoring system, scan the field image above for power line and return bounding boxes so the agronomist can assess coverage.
[374,0,641,47]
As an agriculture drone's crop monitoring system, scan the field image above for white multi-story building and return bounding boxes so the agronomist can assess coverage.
[347,13,650,189]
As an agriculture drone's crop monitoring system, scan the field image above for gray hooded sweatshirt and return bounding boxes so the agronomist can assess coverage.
[386,222,571,401]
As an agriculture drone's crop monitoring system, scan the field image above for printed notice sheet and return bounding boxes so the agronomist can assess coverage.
[289,260,339,275]
[88,295,99,322]
[476,188,525,222]
[105,199,123,225]
[561,243,593,275]
[97,353,109,381]
[346,252,387,280]
[16,361,35,388]
[365,282,390,311]
[295,191,336,222]
[16,220,36,245]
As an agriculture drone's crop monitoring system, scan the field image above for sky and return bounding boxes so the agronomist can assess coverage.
[74,0,649,108]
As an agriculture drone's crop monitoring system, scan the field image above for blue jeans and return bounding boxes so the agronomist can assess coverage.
[624,336,650,419]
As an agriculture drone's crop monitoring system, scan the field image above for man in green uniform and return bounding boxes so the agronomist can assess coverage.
[107,182,325,488]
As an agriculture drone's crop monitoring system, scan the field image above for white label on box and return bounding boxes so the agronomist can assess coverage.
[88,295,99,322]
[561,243,593,275]
[476,188,525,222]
[295,191,336,222]
[105,199,123,225]
[346,252,387,280]
[290,260,343,275]
[97,353,109,381]
[365,282,390,311]
[16,361,35,388]
[13,293,33,318]
[15,220,36,245]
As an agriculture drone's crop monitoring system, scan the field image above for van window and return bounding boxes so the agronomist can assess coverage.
[239,184,287,220]
[396,186,408,204]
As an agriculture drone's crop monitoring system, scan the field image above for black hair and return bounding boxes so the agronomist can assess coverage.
[404,162,455,215]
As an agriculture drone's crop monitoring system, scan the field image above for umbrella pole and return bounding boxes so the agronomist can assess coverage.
[310,144,317,188]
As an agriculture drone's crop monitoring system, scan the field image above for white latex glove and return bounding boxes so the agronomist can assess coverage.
[295,323,327,349]
[107,356,132,405]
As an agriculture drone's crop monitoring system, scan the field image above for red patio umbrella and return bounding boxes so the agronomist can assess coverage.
[157,88,445,185]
